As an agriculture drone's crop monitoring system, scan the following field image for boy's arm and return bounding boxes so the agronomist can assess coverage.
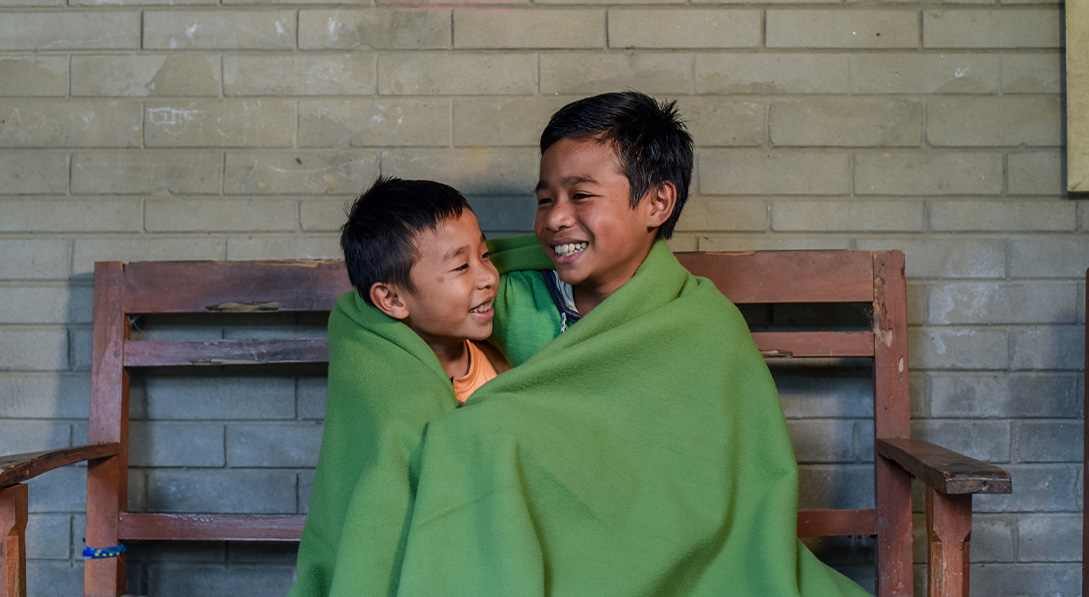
[485,235,563,367]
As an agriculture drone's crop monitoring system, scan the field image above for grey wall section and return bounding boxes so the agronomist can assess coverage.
[0,0,1084,594]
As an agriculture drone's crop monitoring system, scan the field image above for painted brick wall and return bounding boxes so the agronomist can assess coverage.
[1,0,1085,594]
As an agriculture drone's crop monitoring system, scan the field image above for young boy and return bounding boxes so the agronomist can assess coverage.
[340,176,510,402]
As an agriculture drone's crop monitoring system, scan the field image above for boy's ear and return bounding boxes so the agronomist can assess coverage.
[645,181,678,229]
[369,282,410,321]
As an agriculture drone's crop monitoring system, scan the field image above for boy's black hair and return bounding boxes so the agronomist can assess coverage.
[539,91,694,239]
[341,177,470,304]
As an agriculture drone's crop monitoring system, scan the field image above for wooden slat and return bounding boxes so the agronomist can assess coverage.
[119,514,304,542]
[119,260,351,314]
[0,444,120,488]
[752,331,874,358]
[1,483,28,597]
[876,438,1012,495]
[797,508,877,537]
[677,251,875,304]
[124,339,329,368]
[87,262,130,595]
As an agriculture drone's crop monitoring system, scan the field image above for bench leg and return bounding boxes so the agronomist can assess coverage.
[1,484,28,597]
[926,488,972,597]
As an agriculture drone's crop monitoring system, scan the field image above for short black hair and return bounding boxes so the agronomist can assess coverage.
[540,91,694,239]
[341,177,470,304]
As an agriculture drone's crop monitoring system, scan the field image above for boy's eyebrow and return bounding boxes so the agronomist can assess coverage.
[535,175,598,191]
[442,245,468,261]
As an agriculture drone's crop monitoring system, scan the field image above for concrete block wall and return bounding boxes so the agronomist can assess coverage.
[0,0,1084,594]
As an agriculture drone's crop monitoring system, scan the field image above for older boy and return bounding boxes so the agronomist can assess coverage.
[390,92,870,594]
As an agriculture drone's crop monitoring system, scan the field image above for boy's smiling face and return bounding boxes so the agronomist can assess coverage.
[535,136,672,312]
[395,211,499,351]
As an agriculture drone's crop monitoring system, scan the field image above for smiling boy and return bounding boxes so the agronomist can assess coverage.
[533,92,691,322]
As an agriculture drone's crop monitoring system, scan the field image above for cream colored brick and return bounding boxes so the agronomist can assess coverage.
[0,199,143,233]
[0,286,86,325]
[300,198,351,232]
[930,200,1075,232]
[1009,238,1089,279]
[767,9,918,49]
[929,282,1077,325]
[453,97,567,147]
[0,0,63,7]
[379,53,537,95]
[850,54,1000,94]
[771,200,924,232]
[770,98,922,147]
[923,8,1060,49]
[73,0,216,6]
[695,53,848,94]
[72,151,221,195]
[455,9,604,49]
[0,152,67,194]
[0,239,69,280]
[72,237,224,275]
[0,57,67,96]
[300,9,450,50]
[911,326,1010,370]
[226,235,341,260]
[300,99,451,148]
[381,148,537,196]
[854,151,1003,196]
[0,328,68,371]
[855,237,1006,279]
[1008,151,1063,196]
[609,9,761,49]
[927,97,1061,147]
[675,198,766,232]
[146,198,298,232]
[1002,53,1062,94]
[144,10,296,50]
[699,150,849,196]
[675,97,764,147]
[0,12,140,51]
[696,234,851,252]
[144,100,295,148]
[72,54,220,97]
[0,100,141,148]
[224,151,378,195]
[540,52,692,95]
[224,54,375,96]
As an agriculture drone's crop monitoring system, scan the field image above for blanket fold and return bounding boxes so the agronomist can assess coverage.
[290,237,869,596]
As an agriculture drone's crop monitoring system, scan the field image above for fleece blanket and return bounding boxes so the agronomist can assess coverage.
[290,237,869,596]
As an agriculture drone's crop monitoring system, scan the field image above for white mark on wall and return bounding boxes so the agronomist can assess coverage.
[186,24,200,39]
[275,19,289,37]
[148,107,202,126]
[954,67,968,78]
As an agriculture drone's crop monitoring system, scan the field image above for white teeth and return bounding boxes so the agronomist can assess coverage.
[470,300,493,314]
[554,242,587,257]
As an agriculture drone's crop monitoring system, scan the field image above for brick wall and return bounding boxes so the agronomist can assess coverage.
[1,0,1085,594]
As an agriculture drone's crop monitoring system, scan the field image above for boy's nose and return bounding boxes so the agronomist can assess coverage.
[544,200,574,230]
[478,263,498,288]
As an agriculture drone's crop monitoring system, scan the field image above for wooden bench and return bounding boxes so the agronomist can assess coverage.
[0,251,1011,597]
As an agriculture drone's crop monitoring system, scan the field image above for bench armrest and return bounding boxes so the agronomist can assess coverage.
[875,437,1011,495]
[0,444,120,488]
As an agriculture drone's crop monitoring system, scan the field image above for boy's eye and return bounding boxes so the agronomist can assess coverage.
[454,263,469,272]
[536,196,552,206]
[482,251,491,261]
[572,192,590,200]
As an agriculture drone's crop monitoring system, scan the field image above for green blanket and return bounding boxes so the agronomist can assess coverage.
[290,237,869,596]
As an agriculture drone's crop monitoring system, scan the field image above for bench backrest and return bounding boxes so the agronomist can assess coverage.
[85,250,909,594]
